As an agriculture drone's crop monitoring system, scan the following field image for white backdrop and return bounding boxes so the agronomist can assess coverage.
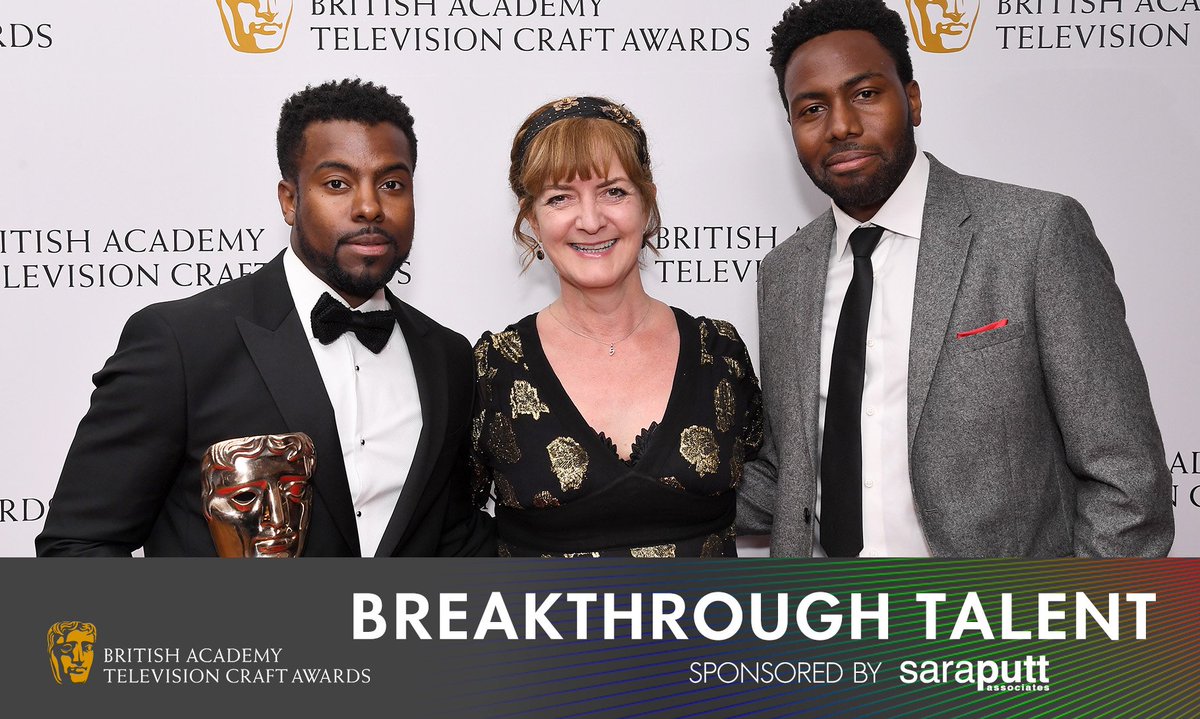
[1,0,1196,555]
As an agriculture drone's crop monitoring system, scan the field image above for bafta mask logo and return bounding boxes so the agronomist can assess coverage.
[202,433,315,558]
[47,621,96,686]
[216,0,294,54]
[904,0,980,53]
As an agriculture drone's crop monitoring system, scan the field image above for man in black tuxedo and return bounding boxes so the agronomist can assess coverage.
[37,79,495,557]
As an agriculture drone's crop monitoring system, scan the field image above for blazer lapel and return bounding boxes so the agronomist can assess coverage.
[236,253,361,555]
[792,212,836,467]
[908,155,973,451]
[373,295,445,557]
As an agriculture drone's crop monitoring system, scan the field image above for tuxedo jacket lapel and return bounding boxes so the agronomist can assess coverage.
[236,255,361,555]
[908,156,973,452]
[373,295,445,557]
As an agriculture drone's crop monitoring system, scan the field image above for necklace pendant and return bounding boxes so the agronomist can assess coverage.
[608,344,616,357]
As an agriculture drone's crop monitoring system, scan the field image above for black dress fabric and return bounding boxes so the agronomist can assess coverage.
[471,307,763,558]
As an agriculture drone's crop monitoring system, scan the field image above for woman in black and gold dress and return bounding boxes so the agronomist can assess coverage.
[472,96,762,558]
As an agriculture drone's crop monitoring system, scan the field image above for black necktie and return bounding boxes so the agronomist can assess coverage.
[820,224,885,558]
[310,292,395,354]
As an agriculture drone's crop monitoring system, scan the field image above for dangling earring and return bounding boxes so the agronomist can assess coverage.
[534,241,545,261]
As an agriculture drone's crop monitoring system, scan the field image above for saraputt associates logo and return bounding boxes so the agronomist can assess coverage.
[216,0,293,53]
[47,621,97,686]
[904,0,980,53]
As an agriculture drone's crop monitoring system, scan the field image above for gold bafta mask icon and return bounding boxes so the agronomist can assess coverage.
[905,0,980,53]
[47,622,96,685]
[216,0,294,54]
[201,433,315,558]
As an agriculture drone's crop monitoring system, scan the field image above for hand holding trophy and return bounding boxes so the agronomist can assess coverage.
[201,433,315,558]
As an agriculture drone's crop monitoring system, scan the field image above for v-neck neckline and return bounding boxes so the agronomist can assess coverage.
[518,306,694,473]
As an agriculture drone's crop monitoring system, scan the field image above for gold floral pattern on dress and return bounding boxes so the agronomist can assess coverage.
[714,378,735,433]
[498,542,512,558]
[711,319,738,340]
[547,437,588,492]
[657,476,686,491]
[553,97,579,112]
[474,343,497,402]
[699,323,713,365]
[561,551,601,558]
[532,491,560,508]
[487,412,521,464]
[680,426,719,476]
[491,329,523,364]
[746,393,764,449]
[471,410,484,452]
[724,356,743,380]
[631,544,676,558]
[730,438,746,488]
[700,533,724,558]
[473,341,489,379]
[510,380,550,420]
[469,456,488,504]
[494,471,521,508]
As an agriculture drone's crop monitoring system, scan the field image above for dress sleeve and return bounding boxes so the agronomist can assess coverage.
[469,333,497,511]
[702,317,765,472]
[737,336,765,463]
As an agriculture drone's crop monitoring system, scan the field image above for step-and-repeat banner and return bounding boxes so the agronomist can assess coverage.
[2,4,1198,539]
[2,2,1197,555]
[4,2,1200,715]
[3,1,1196,556]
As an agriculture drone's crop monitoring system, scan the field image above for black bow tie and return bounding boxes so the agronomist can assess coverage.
[310,292,395,354]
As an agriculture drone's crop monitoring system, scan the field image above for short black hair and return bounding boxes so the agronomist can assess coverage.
[276,78,418,182]
[769,0,914,110]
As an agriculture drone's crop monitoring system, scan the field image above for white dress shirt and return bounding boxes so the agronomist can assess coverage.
[814,150,932,557]
[283,247,422,557]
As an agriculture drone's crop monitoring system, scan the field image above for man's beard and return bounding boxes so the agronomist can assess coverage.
[804,122,918,216]
[295,222,409,300]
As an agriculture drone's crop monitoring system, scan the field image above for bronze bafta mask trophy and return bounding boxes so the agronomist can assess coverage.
[201,433,315,558]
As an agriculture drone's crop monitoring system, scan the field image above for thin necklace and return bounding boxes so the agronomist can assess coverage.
[548,301,653,357]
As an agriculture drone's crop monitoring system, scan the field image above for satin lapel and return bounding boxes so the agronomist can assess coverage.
[236,255,361,555]
[374,295,443,557]
[907,156,973,452]
[792,213,836,467]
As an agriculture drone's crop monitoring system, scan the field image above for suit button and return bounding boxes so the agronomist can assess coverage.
[803,508,811,524]
[356,511,362,517]
[360,439,366,446]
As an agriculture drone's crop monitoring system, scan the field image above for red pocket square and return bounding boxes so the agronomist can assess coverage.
[956,319,1009,339]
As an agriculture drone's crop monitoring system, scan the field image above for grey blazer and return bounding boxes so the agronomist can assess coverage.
[737,155,1174,557]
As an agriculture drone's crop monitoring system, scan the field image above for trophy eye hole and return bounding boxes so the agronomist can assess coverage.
[229,489,259,507]
[282,478,309,503]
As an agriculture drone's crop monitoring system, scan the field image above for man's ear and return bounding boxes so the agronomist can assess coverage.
[907,80,922,128]
[278,180,297,226]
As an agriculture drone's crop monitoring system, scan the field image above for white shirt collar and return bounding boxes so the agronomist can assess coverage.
[283,245,391,341]
[831,148,930,260]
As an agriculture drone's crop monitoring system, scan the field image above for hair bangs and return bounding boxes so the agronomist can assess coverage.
[522,118,644,191]
[508,100,662,271]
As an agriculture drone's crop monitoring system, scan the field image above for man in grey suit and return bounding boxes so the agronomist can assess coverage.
[737,0,1174,557]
